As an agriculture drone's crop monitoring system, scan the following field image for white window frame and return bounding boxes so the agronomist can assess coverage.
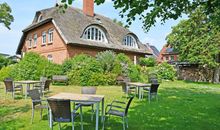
[48,28,54,43]
[33,34,37,47]
[37,14,43,22]
[82,26,108,43]
[28,36,32,48]
[123,35,138,49]
[47,54,53,62]
[42,31,47,45]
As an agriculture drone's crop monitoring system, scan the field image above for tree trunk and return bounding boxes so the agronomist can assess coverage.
[213,67,220,83]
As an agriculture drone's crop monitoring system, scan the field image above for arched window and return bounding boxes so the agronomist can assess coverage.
[37,14,43,22]
[123,35,138,48]
[82,26,108,43]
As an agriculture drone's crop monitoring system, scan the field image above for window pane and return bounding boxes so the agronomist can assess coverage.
[95,28,98,40]
[91,28,94,40]
[88,29,90,39]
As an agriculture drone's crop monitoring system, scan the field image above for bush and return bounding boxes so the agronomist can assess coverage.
[112,53,132,77]
[128,64,141,82]
[156,62,176,80]
[67,54,103,86]
[10,52,62,80]
[0,65,14,81]
[88,73,117,86]
[0,55,15,69]
[96,50,116,73]
[139,57,156,67]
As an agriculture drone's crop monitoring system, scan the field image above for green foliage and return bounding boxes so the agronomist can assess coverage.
[156,62,176,80]
[88,73,117,86]
[96,50,116,73]
[0,2,14,29]
[112,53,132,77]
[10,52,62,80]
[67,54,103,86]
[139,57,156,67]
[128,64,141,82]
[0,55,15,70]
[0,65,14,81]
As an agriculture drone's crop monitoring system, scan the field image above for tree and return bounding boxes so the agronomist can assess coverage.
[61,0,220,31]
[166,7,220,82]
[0,2,14,29]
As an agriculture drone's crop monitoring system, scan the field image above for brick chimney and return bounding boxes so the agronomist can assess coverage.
[83,0,94,17]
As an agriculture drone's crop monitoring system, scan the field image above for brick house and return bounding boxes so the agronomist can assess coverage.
[158,44,178,63]
[16,0,151,64]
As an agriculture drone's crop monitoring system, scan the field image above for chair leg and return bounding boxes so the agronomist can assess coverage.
[58,122,61,130]
[102,116,106,130]
[71,113,74,130]
[122,117,125,130]
[91,104,94,121]
[40,109,43,120]
[80,106,83,130]
[126,117,128,128]
[31,108,34,124]
[148,92,151,103]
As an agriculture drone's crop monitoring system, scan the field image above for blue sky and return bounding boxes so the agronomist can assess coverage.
[0,0,185,55]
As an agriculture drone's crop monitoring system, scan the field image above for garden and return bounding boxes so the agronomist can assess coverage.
[0,51,220,130]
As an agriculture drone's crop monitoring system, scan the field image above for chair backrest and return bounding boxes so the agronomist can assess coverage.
[44,80,51,91]
[122,77,130,93]
[150,83,160,94]
[125,96,134,116]
[81,87,96,94]
[28,89,41,106]
[48,99,71,122]
[3,78,13,92]
[40,77,47,83]
[150,78,158,84]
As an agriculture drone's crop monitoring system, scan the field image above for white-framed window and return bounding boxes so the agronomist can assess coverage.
[48,28,54,43]
[123,35,138,48]
[37,14,43,22]
[28,36,32,48]
[33,34,37,47]
[82,26,108,43]
[47,54,53,62]
[42,31,46,45]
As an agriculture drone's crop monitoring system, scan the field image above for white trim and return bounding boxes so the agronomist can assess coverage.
[48,28,54,43]
[33,34,37,47]
[42,31,47,45]
[123,35,138,49]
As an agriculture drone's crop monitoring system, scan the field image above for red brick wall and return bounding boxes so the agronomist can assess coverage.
[67,45,145,62]
[22,22,68,64]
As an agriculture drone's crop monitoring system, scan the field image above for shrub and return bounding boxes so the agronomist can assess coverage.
[88,73,117,86]
[0,65,14,81]
[10,52,62,80]
[156,62,176,80]
[139,57,156,67]
[112,53,132,77]
[0,55,15,69]
[67,54,103,86]
[96,50,116,73]
[128,64,141,82]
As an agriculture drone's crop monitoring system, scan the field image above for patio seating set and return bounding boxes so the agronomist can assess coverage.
[3,76,160,130]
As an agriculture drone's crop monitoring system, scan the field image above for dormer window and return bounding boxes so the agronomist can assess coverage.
[123,35,138,48]
[82,26,108,43]
[37,14,43,22]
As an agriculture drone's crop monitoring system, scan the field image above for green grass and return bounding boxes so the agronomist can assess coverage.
[0,80,220,130]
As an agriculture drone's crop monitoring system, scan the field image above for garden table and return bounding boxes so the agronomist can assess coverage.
[14,80,41,99]
[126,82,151,100]
[48,93,105,130]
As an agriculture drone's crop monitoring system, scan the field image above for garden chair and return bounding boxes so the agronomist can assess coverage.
[76,87,96,121]
[28,89,49,123]
[3,78,23,99]
[142,83,160,102]
[48,99,83,130]
[103,96,134,130]
[121,77,136,96]
[34,79,51,97]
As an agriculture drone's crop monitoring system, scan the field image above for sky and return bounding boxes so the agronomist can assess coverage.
[0,0,185,55]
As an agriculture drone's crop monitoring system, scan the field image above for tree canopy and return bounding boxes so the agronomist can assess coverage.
[0,2,14,29]
[166,7,220,68]
[61,0,220,31]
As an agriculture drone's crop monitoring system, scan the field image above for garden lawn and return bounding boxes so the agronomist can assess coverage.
[0,80,220,130]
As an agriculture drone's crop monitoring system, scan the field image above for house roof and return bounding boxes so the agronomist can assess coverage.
[16,6,151,55]
[149,45,160,57]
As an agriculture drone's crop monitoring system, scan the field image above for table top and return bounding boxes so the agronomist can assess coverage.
[14,80,41,84]
[48,93,104,102]
[127,82,151,87]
